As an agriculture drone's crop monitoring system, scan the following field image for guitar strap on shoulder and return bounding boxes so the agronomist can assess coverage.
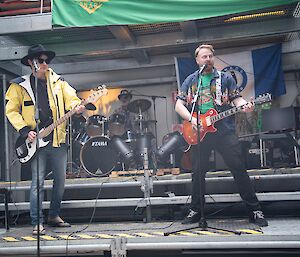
[215,71,222,106]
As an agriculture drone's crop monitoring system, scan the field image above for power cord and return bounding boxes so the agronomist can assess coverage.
[7,159,21,226]
[65,176,110,257]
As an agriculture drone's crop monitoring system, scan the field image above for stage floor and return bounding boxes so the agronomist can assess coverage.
[0,217,300,256]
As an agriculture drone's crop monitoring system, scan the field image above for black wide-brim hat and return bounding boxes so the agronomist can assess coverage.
[21,44,56,66]
[118,89,132,100]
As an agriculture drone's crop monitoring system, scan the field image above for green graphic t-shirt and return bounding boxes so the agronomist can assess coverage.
[198,73,214,114]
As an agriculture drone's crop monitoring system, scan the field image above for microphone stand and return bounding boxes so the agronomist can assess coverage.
[164,65,241,236]
[33,60,41,257]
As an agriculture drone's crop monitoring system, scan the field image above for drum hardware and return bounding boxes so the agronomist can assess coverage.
[74,131,90,146]
[156,131,191,170]
[156,131,187,161]
[86,114,108,137]
[135,133,154,169]
[123,130,136,143]
[128,99,152,134]
[111,136,135,163]
[130,94,167,149]
[108,113,126,136]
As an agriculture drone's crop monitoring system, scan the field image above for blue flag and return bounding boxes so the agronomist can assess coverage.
[176,44,286,100]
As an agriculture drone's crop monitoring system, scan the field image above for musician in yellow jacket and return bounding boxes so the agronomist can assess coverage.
[5,44,85,235]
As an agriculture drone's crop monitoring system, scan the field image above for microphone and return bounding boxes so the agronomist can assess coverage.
[32,59,40,72]
[199,64,207,74]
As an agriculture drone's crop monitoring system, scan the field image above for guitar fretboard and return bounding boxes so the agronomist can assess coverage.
[210,96,269,123]
[38,98,88,139]
[39,107,78,138]
[210,105,244,123]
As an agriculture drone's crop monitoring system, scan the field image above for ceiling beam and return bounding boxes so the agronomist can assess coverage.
[2,39,297,76]
[130,49,150,64]
[42,17,300,54]
[0,61,28,76]
[180,21,198,38]
[51,54,176,74]
[282,39,300,53]
[1,16,298,61]
[108,25,150,64]
[179,21,199,56]
[74,76,177,90]
[108,25,136,45]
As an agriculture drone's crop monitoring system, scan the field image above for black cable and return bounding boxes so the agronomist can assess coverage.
[65,176,110,257]
[7,159,21,226]
[164,97,171,134]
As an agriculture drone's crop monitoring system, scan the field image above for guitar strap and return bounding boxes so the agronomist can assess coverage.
[214,71,222,106]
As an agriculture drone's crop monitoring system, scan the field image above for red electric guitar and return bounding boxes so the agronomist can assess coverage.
[182,94,272,145]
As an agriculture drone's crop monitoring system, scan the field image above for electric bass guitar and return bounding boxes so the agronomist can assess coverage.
[182,93,272,145]
[15,86,108,163]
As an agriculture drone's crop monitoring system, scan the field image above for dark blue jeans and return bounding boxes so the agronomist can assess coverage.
[190,131,261,213]
[30,144,67,225]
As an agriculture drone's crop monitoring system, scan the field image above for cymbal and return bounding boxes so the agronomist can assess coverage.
[127,99,151,113]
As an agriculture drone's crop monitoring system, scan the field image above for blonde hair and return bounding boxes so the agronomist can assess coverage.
[194,44,215,57]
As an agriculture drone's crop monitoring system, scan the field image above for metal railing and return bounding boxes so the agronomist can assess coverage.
[0,0,51,17]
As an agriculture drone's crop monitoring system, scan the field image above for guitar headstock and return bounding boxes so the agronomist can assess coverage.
[254,93,272,105]
[83,85,108,105]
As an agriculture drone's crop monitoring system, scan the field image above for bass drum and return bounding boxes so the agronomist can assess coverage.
[80,136,117,177]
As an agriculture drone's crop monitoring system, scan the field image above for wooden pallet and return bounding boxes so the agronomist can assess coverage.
[155,168,180,176]
[110,168,180,178]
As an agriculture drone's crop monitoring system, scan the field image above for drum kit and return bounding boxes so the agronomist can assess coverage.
[70,99,156,177]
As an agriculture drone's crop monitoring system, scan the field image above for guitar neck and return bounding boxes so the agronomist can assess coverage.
[210,105,245,123]
[38,108,77,139]
[39,101,85,139]
[36,85,107,139]
[207,94,270,123]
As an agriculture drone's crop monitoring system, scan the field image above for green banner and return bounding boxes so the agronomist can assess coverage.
[52,0,298,27]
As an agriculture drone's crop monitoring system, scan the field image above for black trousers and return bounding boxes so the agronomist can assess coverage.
[190,130,261,213]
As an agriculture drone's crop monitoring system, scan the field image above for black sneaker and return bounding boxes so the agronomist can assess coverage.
[182,209,200,224]
[249,210,268,227]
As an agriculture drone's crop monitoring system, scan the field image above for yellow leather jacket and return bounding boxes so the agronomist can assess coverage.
[5,68,81,147]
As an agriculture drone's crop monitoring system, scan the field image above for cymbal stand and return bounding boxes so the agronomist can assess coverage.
[138,106,143,134]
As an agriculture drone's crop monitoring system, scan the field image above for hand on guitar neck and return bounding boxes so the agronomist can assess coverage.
[27,131,37,142]
[234,97,254,113]
[74,104,86,114]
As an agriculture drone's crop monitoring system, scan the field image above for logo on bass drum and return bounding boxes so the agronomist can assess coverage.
[222,65,247,92]
[92,141,108,147]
